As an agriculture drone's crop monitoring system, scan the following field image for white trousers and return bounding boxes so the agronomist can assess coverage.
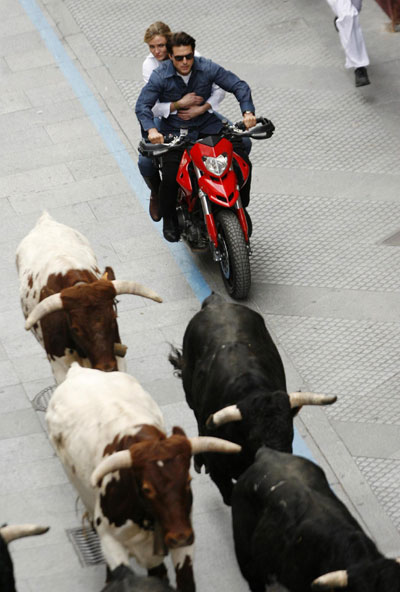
[326,0,369,68]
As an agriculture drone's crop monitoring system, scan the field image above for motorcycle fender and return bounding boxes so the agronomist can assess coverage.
[205,213,218,247]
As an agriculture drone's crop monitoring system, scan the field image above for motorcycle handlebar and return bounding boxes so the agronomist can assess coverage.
[138,116,275,157]
[138,134,187,157]
[227,117,275,140]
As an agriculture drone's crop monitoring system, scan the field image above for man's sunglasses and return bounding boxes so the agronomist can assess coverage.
[172,52,194,62]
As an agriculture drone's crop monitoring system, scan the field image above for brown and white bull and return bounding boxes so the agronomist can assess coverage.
[16,212,162,384]
[46,363,241,592]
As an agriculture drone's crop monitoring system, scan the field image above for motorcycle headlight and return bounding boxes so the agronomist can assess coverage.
[203,154,228,176]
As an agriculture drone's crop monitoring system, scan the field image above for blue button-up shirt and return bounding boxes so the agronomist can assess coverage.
[135,56,255,139]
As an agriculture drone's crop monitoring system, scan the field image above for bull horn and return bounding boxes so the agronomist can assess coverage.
[25,293,63,330]
[114,342,128,357]
[206,405,242,429]
[189,436,241,455]
[111,280,162,303]
[0,524,49,544]
[289,392,337,409]
[311,570,348,589]
[90,450,132,487]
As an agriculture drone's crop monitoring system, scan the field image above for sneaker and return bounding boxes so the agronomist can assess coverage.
[354,67,370,87]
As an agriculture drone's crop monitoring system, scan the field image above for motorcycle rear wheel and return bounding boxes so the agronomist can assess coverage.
[216,210,251,300]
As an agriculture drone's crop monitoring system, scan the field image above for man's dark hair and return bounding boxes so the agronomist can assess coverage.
[167,32,196,54]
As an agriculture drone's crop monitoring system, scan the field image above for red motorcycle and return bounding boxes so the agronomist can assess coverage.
[139,118,274,300]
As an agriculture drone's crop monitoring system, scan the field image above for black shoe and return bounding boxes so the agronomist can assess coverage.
[354,67,370,87]
[334,16,339,32]
[163,217,180,242]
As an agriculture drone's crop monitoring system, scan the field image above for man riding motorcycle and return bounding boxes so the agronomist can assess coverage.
[135,31,257,243]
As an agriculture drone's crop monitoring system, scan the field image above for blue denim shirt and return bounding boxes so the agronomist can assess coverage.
[135,56,255,139]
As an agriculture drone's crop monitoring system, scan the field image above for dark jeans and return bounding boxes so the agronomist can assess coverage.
[159,137,252,222]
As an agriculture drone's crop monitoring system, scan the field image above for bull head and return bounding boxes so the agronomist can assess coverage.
[90,429,240,550]
[206,392,337,428]
[91,434,241,486]
[23,279,162,374]
[24,279,162,330]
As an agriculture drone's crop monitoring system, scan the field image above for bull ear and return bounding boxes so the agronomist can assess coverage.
[25,293,63,330]
[111,280,162,303]
[311,570,348,589]
[114,342,128,357]
[0,524,49,544]
[289,392,337,409]
[172,426,187,437]
[104,266,116,281]
[90,450,132,487]
[189,436,241,455]
[206,405,242,429]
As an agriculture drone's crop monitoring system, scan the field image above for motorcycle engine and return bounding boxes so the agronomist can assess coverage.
[177,206,208,250]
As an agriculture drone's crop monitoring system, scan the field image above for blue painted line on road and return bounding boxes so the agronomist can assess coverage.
[19,0,313,462]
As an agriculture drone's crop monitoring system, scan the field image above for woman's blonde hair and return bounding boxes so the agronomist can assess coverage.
[143,21,171,44]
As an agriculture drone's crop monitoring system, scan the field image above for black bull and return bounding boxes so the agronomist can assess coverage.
[169,293,336,504]
[232,447,400,592]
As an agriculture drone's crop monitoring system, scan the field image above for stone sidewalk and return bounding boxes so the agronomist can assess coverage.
[0,0,400,590]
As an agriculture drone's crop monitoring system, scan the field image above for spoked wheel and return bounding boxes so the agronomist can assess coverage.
[216,210,251,300]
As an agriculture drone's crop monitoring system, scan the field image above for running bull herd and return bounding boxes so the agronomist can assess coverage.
[2,212,399,592]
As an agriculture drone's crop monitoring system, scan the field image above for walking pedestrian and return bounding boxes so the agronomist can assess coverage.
[327,0,370,87]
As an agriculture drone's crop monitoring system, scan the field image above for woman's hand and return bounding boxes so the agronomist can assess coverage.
[178,104,208,120]
[177,92,204,108]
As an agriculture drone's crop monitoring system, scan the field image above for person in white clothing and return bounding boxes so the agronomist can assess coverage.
[326,0,370,87]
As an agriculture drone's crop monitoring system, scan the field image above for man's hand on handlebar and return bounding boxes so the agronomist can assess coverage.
[148,128,164,144]
[243,112,257,129]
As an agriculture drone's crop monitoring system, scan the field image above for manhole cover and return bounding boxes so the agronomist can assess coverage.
[67,526,105,566]
[32,385,56,412]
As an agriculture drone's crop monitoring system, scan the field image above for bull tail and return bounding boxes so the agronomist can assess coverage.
[169,345,184,378]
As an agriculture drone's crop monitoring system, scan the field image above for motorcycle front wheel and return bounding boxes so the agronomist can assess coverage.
[216,210,251,300]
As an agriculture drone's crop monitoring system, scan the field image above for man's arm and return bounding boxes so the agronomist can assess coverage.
[206,59,255,118]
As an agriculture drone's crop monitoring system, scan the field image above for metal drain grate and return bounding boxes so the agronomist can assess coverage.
[32,385,56,412]
[67,526,105,566]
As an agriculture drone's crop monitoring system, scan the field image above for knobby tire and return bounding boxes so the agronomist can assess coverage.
[216,210,251,300]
